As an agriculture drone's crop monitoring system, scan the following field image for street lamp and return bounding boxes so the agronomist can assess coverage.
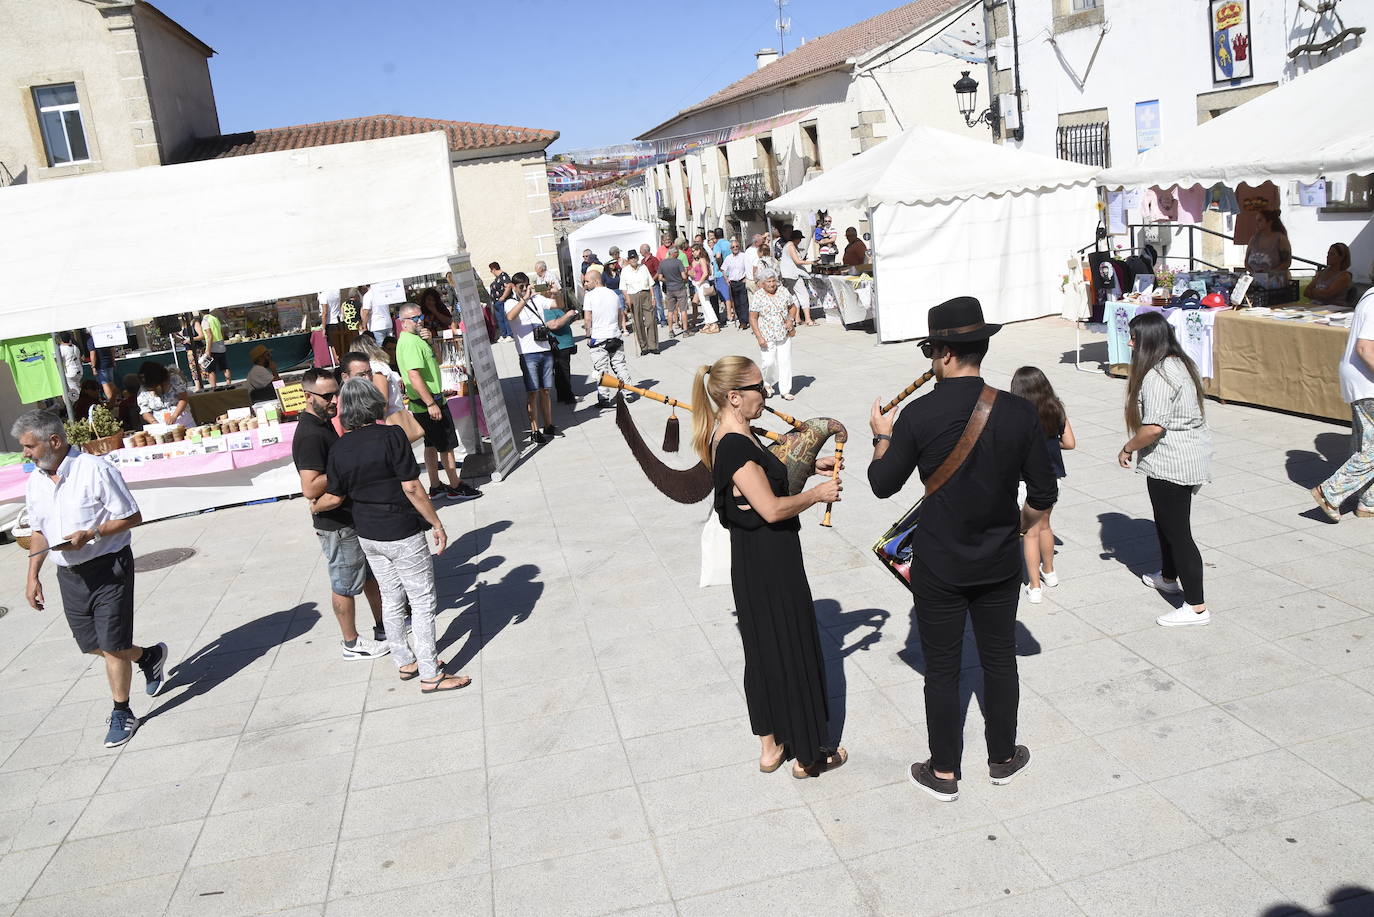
[953,71,997,129]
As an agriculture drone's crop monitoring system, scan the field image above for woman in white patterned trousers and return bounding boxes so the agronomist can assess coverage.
[312,378,471,693]
[751,271,799,400]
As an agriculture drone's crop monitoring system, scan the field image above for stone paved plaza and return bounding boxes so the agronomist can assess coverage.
[1,318,1372,916]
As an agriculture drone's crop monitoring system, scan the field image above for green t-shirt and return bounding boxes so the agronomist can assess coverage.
[201,314,225,352]
[1,335,64,404]
[543,307,575,350]
[395,331,440,412]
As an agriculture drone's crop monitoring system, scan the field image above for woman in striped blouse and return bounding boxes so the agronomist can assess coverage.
[1118,312,1213,627]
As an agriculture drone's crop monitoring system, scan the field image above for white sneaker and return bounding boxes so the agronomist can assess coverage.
[1040,567,1059,587]
[341,636,390,659]
[1023,585,1043,604]
[1157,606,1211,627]
[1141,572,1183,595]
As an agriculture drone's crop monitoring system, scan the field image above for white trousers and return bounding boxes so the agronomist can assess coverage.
[696,282,718,325]
[759,337,793,397]
[358,532,440,680]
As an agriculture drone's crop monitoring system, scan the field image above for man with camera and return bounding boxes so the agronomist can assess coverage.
[583,266,631,408]
[506,272,558,443]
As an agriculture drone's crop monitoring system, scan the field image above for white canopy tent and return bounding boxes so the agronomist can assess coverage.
[0,131,464,340]
[0,132,525,489]
[567,214,656,268]
[1098,45,1374,189]
[768,126,1099,342]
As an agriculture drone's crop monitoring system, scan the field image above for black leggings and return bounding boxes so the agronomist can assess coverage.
[1147,477,1204,605]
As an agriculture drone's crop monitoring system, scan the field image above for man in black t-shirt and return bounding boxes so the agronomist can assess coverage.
[291,368,388,659]
[868,296,1057,804]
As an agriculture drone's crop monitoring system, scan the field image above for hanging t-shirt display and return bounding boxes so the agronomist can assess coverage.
[1166,308,1217,379]
[1234,182,1279,242]
[1,334,65,404]
[1174,184,1207,224]
[1106,301,1141,366]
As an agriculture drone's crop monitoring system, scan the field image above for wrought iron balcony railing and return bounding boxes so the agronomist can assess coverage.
[729,172,770,212]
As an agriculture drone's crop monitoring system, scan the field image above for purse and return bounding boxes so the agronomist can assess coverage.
[872,386,997,586]
[197,351,215,370]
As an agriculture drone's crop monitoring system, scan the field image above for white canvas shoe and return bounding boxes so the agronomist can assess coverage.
[1040,567,1059,587]
[1023,585,1043,605]
[1157,606,1211,627]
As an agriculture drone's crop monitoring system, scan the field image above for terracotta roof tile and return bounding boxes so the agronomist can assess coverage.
[643,0,964,135]
[180,115,559,162]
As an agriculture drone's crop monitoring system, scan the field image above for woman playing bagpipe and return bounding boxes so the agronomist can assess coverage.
[691,355,847,778]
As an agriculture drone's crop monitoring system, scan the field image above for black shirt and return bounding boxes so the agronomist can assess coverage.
[291,411,352,531]
[325,423,427,543]
[868,375,1057,587]
[489,271,512,302]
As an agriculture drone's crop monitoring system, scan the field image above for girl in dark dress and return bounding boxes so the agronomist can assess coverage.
[691,355,847,778]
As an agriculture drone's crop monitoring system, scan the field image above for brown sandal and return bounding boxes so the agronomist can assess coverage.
[759,750,787,773]
[793,747,847,779]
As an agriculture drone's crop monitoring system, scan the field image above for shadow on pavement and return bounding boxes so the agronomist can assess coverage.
[815,598,892,746]
[1261,886,1374,916]
[437,562,542,673]
[144,603,321,723]
[1286,431,1351,489]
[1097,511,1165,573]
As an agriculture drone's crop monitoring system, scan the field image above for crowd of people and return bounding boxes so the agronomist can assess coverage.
[18,227,1374,822]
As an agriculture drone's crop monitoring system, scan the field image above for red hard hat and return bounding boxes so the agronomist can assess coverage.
[1202,293,1228,308]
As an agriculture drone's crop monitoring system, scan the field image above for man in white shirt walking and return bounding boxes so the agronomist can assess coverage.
[722,240,751,327]
[583,267,631,407]
[620,249,658,356]
[18,410,167,748]
[360,284,394,345]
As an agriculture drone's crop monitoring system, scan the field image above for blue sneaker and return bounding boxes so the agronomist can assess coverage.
[104,709,139,748]
[139,642,168,697]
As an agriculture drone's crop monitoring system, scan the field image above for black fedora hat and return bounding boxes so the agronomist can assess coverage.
[921,296,1001,343]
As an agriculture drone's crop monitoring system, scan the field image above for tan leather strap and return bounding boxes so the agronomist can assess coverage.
[923,385,997,499]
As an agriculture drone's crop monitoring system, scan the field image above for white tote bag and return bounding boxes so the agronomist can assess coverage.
[699,506,731,588]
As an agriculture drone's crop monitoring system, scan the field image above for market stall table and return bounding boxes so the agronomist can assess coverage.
[104,332,314,387]
[0,422,303,523]
[1103,303,1348,422]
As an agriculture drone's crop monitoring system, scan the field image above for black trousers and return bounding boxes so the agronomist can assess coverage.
[910,557,1020,776]
[551,344,575,403]
[1147,476,1204,605]
[730,281,750,329]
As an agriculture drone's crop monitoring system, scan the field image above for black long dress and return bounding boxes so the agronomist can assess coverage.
[713,431,830,769]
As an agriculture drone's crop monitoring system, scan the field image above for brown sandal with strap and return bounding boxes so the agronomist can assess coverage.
[420,673,471,693]
[793,747,848,779]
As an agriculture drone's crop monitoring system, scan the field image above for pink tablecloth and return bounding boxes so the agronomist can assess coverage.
[0,423,298,502]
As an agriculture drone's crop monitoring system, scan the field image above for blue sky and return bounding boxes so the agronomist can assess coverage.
[157,0,905,152]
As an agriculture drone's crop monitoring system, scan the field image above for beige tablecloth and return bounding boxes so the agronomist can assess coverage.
[1108,307,1348,422]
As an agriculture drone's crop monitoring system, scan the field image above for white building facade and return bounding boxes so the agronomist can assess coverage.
[988,0,1373,275]
[630,0,990,242]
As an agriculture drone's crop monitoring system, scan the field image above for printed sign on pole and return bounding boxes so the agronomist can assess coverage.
[89,322,128,348]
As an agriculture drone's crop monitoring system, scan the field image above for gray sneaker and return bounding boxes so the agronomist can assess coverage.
[138,642,168,697]
[103,709,139,748]
[989,745,1031,785]
[341,636,390,660]
[909,761,958,802]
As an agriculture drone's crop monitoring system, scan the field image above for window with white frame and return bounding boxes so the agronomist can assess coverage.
[1071,0,1099,9]
[33,83,90,166]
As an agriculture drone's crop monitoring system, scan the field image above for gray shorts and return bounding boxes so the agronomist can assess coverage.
[316,526,370,596]
[57,545,136,654]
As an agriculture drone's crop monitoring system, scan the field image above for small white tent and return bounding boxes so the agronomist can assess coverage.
[568,214,656,268]
[1098,45,1374,189]
[768,126,1099,342]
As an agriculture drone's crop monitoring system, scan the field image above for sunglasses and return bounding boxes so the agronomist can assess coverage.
[306,390,338,401]
[919,341,942,359]
[733,382,769,397]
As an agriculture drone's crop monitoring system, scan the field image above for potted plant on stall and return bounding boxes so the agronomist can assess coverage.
[65,406,125,455]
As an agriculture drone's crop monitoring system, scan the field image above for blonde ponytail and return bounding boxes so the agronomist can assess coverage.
[691,355,759,468]
[691,364,718,467]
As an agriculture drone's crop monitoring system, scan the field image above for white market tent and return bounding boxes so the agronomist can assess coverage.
[568,214,656,269]
[0,131,464,339]
[768,126,1100,342]
[1098,44,1374,189]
